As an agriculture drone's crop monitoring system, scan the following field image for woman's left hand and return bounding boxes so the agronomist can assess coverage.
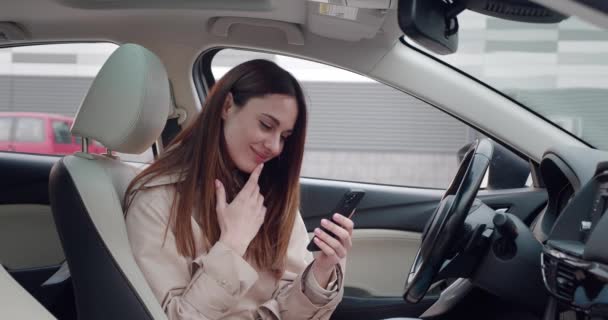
[311,213,354,287]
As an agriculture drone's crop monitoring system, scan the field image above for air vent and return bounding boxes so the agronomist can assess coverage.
[467,0,567,23]
[555,261,577,300]
[485,1,550,17]
[542,252,579,302]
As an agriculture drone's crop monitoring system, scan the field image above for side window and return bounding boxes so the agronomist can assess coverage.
[52,121,72,144]
[0,118,12,141]
[14,118,44,142]
[0,43,155,161]
[210,49,530,190]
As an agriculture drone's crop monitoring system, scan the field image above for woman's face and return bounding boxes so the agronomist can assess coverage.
[222,94,298,173]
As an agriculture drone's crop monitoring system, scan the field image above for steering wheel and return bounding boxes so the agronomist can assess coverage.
[404,138,493,303]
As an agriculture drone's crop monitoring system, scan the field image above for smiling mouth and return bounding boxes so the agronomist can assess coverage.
[251,147,269,162]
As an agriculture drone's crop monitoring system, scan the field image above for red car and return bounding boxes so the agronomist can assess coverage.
[0,112,106,156]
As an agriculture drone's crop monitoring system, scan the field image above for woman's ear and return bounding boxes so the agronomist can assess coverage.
[222,93,234,120]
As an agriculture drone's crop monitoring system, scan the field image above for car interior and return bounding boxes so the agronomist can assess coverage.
[0,0,607,319]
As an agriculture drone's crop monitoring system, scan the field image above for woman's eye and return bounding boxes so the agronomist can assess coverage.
[259,121,272,130]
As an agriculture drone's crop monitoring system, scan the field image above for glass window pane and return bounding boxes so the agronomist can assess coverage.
[0,43,156,160]
[14,118,44,142]
[424,12,608,150]
[210,49,529,189]
[0,118,12,141]
[52,121,72,144]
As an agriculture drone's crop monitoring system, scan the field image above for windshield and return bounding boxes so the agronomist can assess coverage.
[425,11,608,150]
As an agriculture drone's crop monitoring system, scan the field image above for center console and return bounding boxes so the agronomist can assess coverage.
[541,163,608,319]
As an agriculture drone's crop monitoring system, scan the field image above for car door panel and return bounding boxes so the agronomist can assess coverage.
[0,204,63,269]
[301,178,444,232]
[0,153,61,271]
[345,229,421,297]
[301,179,441,318]
[300,178,547,319]
[0,152,70,315]
[308,228,420,298]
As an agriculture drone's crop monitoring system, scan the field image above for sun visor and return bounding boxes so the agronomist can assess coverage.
[306,1,395,41]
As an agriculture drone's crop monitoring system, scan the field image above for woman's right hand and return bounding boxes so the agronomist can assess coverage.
[214,163,266,256]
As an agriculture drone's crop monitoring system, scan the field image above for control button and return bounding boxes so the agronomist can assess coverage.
[493,212,518,240]
[580,221,592,231]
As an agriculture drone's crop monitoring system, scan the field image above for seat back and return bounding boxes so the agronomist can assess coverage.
[49,43,171,320]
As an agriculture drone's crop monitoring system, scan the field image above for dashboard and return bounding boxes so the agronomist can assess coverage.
[534,145,608,317]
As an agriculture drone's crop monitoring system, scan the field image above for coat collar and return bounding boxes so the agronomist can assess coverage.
[141,173,187,187]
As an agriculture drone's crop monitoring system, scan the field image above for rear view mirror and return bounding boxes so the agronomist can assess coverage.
[397,0,462,55]
[398,0,566,55]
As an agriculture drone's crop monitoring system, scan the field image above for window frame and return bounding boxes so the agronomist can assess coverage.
[193,47,537,189]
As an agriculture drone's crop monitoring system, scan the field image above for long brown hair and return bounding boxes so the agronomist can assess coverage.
[124,59,307,277]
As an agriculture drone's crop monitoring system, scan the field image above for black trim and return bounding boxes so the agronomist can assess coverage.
[0,152,58,204]
[333,295,435,320]
[49,158,154,320]
[151,143,159,158]
[399,36,593,150]
[192,48,220,106]
[160,117,181,148]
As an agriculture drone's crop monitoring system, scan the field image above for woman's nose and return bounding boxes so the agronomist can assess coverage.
[264,134,281,156]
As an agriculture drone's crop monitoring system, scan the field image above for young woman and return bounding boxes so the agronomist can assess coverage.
[125,59,355,320]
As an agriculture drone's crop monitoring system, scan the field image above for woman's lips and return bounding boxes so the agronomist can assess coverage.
[252,147,269,163]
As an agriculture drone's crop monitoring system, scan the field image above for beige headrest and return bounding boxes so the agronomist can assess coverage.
[71,44,170,154]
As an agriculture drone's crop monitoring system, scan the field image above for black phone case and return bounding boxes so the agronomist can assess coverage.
[307,189,365,252]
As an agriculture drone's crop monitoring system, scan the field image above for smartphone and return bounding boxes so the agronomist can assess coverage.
[307,189,365,252]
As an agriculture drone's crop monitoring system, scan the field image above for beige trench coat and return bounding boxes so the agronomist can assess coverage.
[125,175,344,320]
